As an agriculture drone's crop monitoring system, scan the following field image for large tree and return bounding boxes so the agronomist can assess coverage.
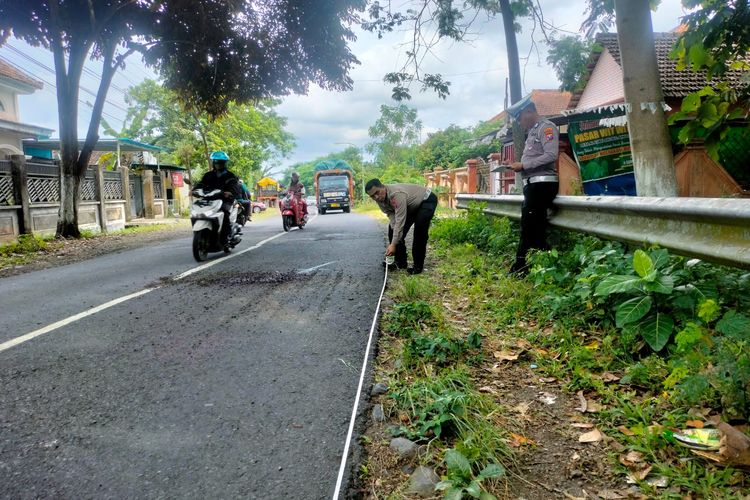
[0,0,363,237]
[367,104,422,168]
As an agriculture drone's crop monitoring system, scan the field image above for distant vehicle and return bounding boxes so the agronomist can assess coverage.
[314,159,354,215]
[306,196,317,206]
[251,201,267,213]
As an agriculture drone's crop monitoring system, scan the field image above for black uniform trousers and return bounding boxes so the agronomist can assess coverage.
[512,181,559,272]
[388,192,438,271]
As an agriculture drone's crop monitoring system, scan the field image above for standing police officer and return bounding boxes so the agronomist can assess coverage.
[508,99,560,276]
[366,179,438,275]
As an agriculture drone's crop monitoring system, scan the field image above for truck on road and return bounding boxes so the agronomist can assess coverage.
[314,160,355,215]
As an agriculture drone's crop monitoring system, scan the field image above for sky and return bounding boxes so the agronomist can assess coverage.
[3,0,688,174]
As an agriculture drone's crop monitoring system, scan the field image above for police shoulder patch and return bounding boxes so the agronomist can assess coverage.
[544,127,554,141]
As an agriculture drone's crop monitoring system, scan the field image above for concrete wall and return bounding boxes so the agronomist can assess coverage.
[0,205,19,244]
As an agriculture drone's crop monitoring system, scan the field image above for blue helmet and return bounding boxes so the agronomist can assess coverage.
[210,151,229,162]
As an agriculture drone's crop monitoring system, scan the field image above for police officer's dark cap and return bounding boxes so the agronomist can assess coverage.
[507,96,535,120]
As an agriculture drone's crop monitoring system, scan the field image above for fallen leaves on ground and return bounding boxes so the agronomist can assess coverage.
[578,429,603,443]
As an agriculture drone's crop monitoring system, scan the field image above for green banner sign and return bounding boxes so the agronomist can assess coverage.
[569,121,633,182]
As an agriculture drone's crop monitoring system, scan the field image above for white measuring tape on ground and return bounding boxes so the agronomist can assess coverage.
[332,264,389,499]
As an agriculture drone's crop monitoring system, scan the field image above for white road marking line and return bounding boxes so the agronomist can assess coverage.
[332,266,389,499]
[0,289,154,353]
[298,261,337,274]
[0,217,317,354]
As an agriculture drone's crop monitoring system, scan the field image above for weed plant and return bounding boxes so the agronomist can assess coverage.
[426,205,750,497]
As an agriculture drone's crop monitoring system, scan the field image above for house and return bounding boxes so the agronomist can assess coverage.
[0,57,54,158]
[566,32,749,197]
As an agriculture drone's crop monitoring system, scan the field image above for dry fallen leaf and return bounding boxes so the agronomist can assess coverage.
[493,350,519,361]
[600,372,621,383]
[686,419,705,429]
[597,490,626,500]
[575,390,587,413]
[571,422,595,429]
[512,402,531,416]
[479,385,498,395]
[627,465,653,482]
[539,376,557,383]
[584,340,599,350]
[618,425,636,436]
[619,451,644,467]
[579,428,603,443]
[508,432,535,447]
[585,400,603,413]
[538,392,557,405]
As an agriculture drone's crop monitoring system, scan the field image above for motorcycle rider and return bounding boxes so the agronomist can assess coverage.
[238,179,253,222]
[286,172,308,220]
[193,151,242,247]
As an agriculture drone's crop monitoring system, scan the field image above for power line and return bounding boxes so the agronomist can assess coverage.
[2,44,131,113]
[353,67,505,83]
[0,52,126,126]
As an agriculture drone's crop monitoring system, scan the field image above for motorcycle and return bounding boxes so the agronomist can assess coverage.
[190,188,242,261]
[279,193,307,232]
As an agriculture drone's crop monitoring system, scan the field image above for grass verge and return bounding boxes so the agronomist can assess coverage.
[360,205,750,499]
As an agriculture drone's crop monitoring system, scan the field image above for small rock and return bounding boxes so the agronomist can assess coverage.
[371,382,389,396]
[372,404,385,422]
[389,437,418,458]
[406,466,439,497]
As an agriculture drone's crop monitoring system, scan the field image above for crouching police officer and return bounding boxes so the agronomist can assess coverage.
[366,179,438,274]
[508,98,560,276]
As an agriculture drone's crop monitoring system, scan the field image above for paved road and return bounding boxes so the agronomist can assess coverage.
[0,211,385,499]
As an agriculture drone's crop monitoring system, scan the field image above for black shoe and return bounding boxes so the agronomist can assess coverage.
[407,267,423,275]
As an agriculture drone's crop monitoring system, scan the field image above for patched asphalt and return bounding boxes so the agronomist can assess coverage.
[0,211,385,499]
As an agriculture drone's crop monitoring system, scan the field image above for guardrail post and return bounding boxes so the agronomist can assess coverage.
[121,166,132,222]
[142,169,155,219]
[94,164,107,233]
[10,155,31,235]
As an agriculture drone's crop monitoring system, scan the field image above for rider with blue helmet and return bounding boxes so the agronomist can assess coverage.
[194,151,242,246]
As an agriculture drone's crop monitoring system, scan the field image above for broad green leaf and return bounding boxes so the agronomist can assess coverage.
[466,481,482,498]
[716,311,750,340]
[664,366,689,389]
[478,464,504,480]
[436,481,453,491]
[650,249,670,269]
[616,296,653,327]
[698,102,720,128]
[639,313,674,352]
[698,299,721,323]
[643,275,674,295]
[633,250,654,278]
[479,493,497,500]
[594,275,642,296]
[445,487,465,500]
[445,449,472,476]
[675,322,704,352]
[688,43,710,70]
[681,93,702,113]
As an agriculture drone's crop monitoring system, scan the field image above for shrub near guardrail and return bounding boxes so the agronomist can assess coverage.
[428,206,750,496]
[434,205,750,419]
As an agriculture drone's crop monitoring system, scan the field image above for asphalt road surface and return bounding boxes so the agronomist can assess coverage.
[0,210,385,499]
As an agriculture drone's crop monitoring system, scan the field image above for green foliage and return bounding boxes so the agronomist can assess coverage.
[669,0,750,159]
[120,80,294,182]
[390,370,476,440]
[367,104,422,169]
[436,449,503,500]
[385,301,434,335]
[403,330,482,367]
[415,125,501,172]
[430,204,517,260]
[546,35,601,92]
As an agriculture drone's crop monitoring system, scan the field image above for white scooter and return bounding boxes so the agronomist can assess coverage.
[190,188,242,262]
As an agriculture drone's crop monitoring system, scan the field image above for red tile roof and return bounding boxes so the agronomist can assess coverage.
[487,89,571,122]
[0,57,43,90]
[569,32,749,108]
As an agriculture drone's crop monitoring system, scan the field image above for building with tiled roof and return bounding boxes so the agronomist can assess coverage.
[487,89,572,123]
[569,32,749,110]
[0,56,53,158]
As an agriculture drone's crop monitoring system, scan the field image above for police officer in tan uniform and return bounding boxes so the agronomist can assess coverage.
[366,178,438,274]
[509,99,560,276]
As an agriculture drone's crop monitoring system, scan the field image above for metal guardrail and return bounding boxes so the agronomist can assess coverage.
[456,194,750,269]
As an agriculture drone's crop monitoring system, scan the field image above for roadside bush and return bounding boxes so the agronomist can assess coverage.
[402,330,482,367]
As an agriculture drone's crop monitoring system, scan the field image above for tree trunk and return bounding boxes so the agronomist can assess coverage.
[57,171,82,237]
[615,0,677,196]
[499,0,526,190]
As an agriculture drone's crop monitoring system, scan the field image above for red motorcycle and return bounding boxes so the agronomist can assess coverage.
[280,193,307,231]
